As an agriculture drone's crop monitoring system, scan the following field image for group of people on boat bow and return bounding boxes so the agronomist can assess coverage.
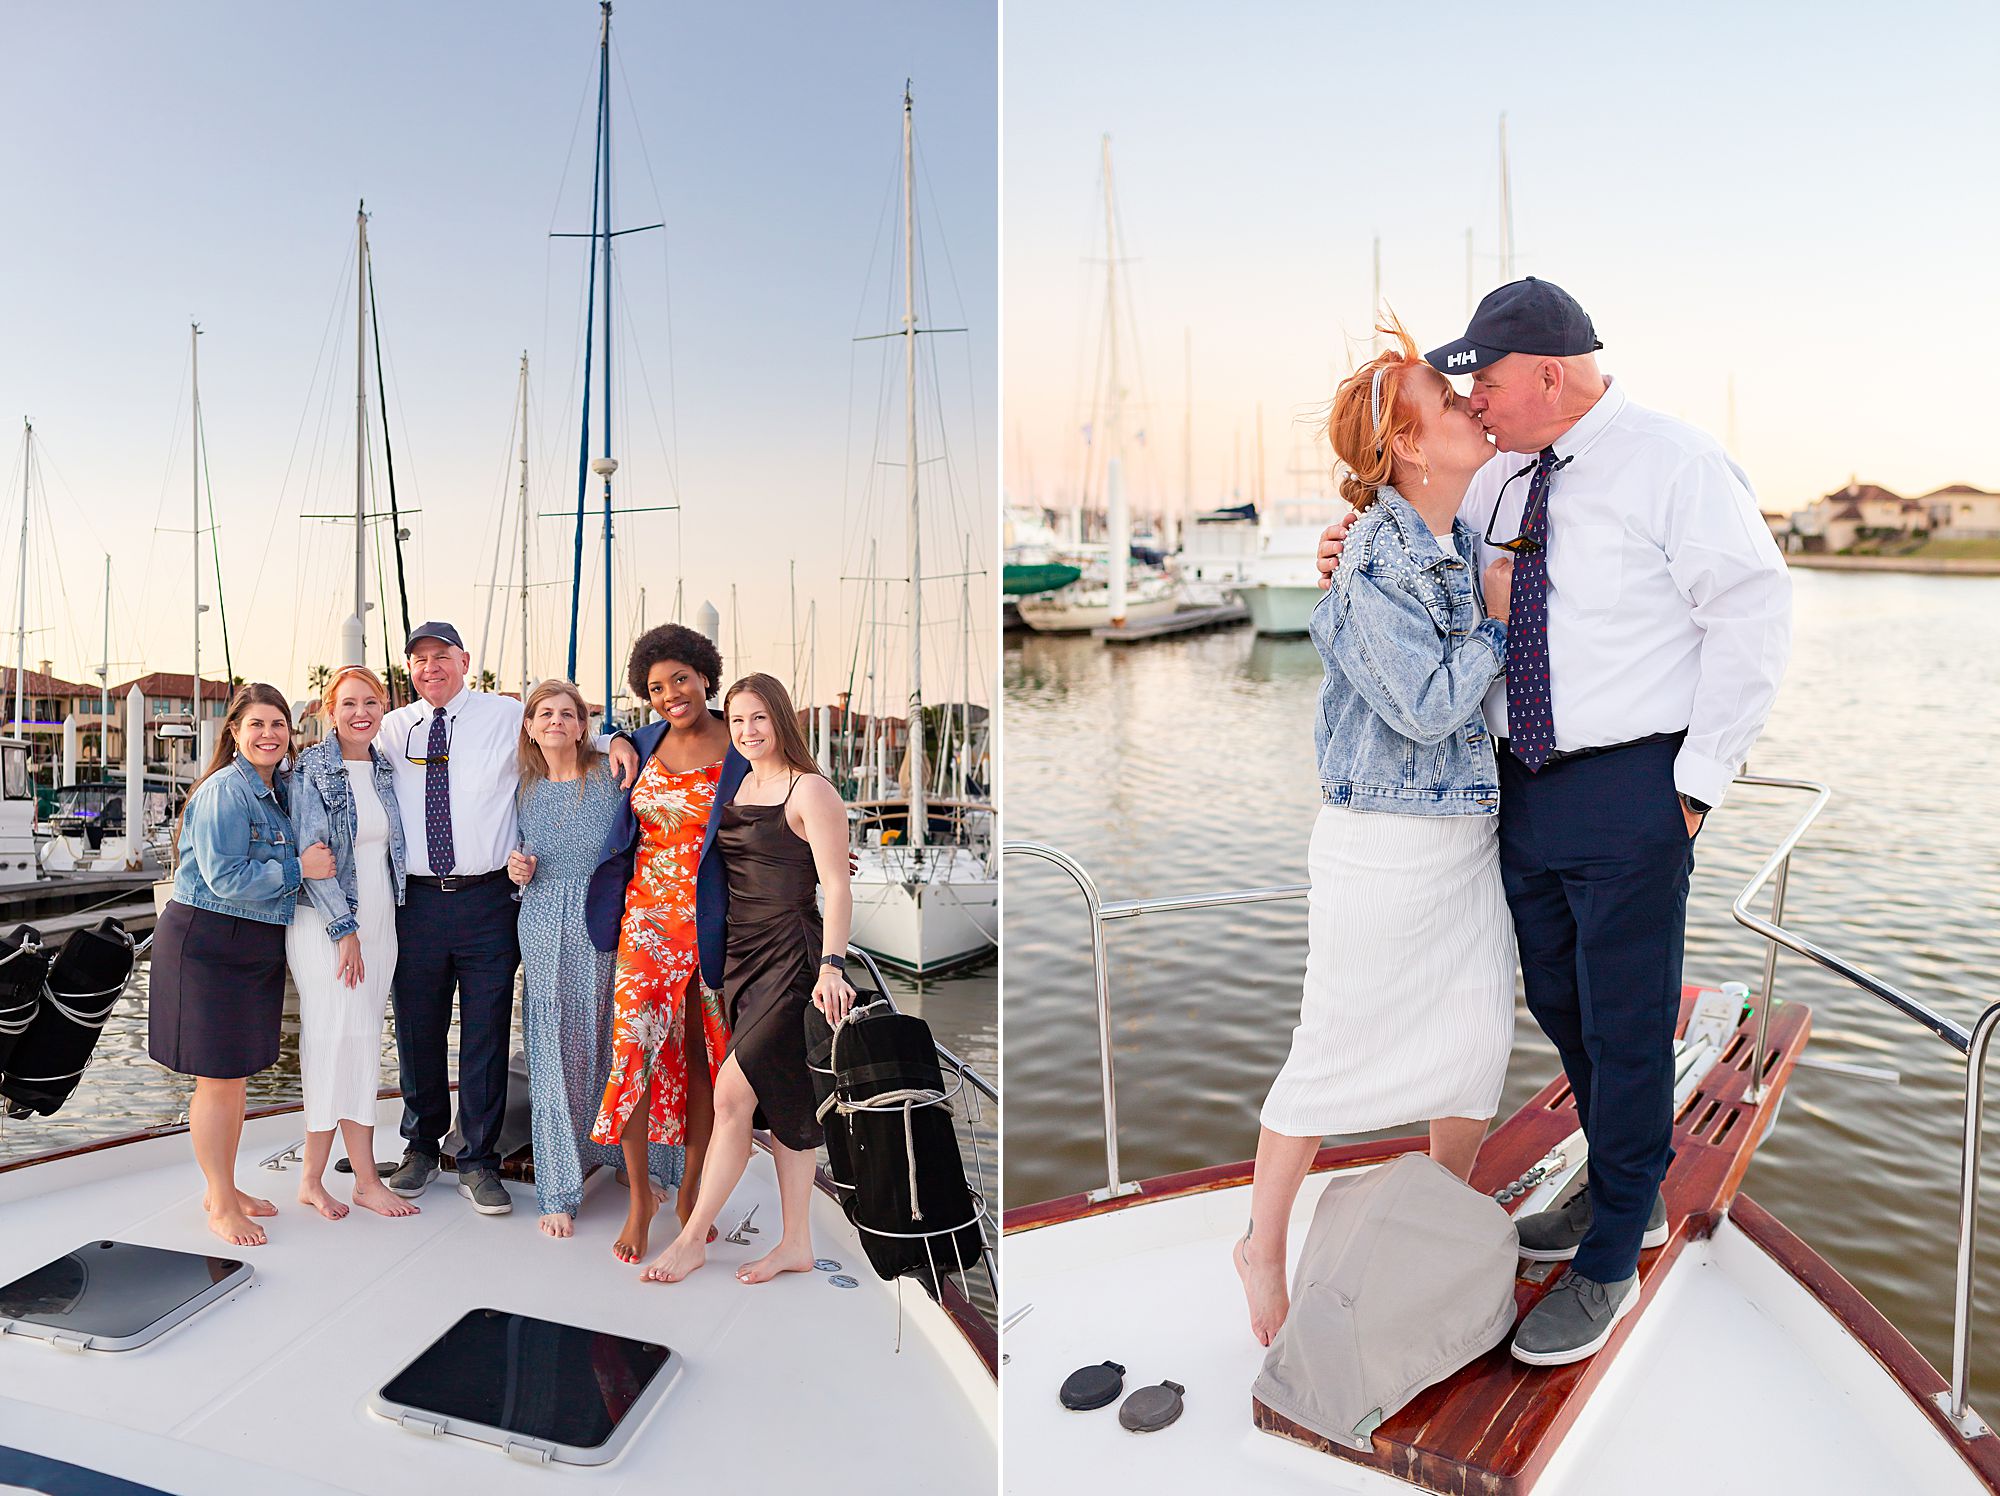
[146,617,857,1287]
[1235,278,1791,1368]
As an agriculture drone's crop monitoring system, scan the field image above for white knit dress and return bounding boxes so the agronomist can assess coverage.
[1261,534,1518,1137]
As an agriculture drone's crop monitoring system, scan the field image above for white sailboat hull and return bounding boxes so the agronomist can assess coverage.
[848,845,998,972]
[1239,582,1320,636]
[0,1096,995,1493]
[1016,583,1183,635]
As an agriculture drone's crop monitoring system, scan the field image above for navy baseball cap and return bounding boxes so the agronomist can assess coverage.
[404,621,465,653]
[1425,277,1603,375]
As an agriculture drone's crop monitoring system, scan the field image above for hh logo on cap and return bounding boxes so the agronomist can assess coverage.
[1447,350,1479,369]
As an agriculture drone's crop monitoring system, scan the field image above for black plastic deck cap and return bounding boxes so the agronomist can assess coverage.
[1058,1360,1126,1411]
[1119,1380,1186,1432]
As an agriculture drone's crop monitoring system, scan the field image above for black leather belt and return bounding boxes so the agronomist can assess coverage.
[1498,729,1684,768]
[408,869,510,894]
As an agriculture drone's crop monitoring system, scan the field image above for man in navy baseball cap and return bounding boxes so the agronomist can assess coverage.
[1424,276,1603,376]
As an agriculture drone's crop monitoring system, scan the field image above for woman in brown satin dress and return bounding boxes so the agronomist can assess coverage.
[642,672,855,1286]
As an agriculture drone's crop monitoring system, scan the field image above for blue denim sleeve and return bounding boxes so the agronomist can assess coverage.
[189,777,302,904]
[1329,568,1508,745]
[292,772,357,941]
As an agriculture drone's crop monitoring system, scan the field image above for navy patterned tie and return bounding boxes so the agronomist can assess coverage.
[424,706,455,875]
[1506,448,1563,771]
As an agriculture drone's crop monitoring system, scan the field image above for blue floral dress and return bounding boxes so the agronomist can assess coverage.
[518,765,682,1216]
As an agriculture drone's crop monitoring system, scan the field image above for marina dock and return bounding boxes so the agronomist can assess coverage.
[1091,601,1248,643]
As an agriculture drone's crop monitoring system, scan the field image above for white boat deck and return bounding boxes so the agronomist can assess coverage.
[1003,1166,1988,1495]
[0,1099,993,1494]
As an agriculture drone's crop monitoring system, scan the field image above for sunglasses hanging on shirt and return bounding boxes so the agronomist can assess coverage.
[1483,452,1576,557]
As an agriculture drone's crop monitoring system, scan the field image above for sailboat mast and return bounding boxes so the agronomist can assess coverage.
[598,0,616,729]
[1101,134,1128,628]
[15,419,30,736]
[100,555,111,770]
[190,323,203,718]
[354,202,370,667]
[902,85,926,852]
[518,352,532,699]
[1497,114,1514,281]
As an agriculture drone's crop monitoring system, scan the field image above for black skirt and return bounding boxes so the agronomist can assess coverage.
[147,900,288,1079]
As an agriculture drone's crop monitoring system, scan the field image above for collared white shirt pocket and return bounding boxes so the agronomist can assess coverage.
[1553,522,1625,612]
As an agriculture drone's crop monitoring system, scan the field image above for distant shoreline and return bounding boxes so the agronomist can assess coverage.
[1785,554,2000,577]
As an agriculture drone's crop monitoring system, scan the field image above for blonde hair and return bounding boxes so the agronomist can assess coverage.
[517,678,602,792]
[1327,311,1432,512]
[723,673,821,778]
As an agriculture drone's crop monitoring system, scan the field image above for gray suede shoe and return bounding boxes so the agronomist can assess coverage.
[386,1150,438,1198]
[457,1169,513,1215]
[1514,1182,1668,1262]
[1511,1271,1639,1366]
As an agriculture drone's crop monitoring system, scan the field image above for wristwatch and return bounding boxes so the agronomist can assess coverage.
[819,954,848,971]
[1679,793,1711,817]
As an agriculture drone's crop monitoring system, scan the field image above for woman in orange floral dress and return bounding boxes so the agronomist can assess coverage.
[585,625,749,1264]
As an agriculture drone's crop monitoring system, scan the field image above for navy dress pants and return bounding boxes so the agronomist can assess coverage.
[1498,737,1693,1284]
[392,876,521,1175]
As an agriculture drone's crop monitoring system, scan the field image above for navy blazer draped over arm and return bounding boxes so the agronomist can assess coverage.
[584,712,749,992]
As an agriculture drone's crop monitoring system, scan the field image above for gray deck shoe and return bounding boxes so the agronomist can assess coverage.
[1511,1270,1639,1366]
[385,1150,438,1198]
[457,1169,513,1215]
[1514,1182,1668,1262]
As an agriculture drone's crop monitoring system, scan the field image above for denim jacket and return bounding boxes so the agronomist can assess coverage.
[289,736,408,941]
[1310,486,1509,815]
[172,755,303,924]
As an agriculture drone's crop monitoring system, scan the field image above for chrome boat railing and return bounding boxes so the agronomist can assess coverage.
[1004,770,1999,1442]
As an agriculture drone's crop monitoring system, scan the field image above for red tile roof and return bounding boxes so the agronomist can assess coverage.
[110,672,233,703]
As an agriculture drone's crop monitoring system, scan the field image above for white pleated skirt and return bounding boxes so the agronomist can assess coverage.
[1260,803,1517,1137]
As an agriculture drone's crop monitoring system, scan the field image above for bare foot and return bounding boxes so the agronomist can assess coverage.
[613,1197,657,1264]
[352,1182,420,1218]
[204,1189,278,1218]
[736,1243,816,1284]
[640,1234,706,1283]
[1234,1235,1289,1347]
[297,1179,350,1220]
[209,1210,267,1248]
[540,1212,575,1239]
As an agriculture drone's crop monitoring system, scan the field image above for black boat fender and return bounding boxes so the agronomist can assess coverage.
[0,918,135,1119]
[0,925,50,1079]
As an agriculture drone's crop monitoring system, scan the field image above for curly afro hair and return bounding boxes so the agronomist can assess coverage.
[626,623,723,704]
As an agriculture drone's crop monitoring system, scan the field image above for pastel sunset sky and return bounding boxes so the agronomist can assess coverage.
[2,1,995,717]
[1004,1,1999,524]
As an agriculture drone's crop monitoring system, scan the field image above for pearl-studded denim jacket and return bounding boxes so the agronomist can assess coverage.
[289,736,408,941]
[1310,486,1508,816]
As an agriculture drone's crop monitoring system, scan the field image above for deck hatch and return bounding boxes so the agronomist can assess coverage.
[370,1308,678,1467]
[0,1240,250,1352]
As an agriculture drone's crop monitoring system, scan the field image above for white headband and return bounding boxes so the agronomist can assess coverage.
[1368,364,1389,457]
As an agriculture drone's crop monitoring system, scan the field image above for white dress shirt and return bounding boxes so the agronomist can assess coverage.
[381,685,525,878]
[1458,378,1791,809]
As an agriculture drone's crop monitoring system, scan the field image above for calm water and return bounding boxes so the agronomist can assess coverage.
[1004,568,2000,1408]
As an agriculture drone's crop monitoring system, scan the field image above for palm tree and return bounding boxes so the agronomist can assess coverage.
[307,664,331,695]
[478,669,497,692]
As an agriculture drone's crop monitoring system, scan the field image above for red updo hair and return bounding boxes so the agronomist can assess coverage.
[1327,311,1430,513]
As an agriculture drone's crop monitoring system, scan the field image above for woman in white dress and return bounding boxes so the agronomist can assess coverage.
[1235,317,1517,1345]
[288,665,418,1220]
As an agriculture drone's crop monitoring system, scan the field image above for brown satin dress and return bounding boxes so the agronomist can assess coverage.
[717,780,825,1150]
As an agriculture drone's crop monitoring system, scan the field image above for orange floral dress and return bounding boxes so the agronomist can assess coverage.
[590,757,731,1147]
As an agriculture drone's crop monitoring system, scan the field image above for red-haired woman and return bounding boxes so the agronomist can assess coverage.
[288,665,416,1223]
[1234,320,1518,1345]
[150,684,335,1247]
[642,672,854,1286]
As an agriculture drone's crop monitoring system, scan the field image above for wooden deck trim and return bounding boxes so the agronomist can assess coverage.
[1731,1194,2000,1492]
[1002,1136,1431,1234]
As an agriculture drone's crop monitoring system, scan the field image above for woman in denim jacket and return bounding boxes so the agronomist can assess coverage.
[150,683,333,1248]
[286,665,416,1224]
[1236,319,1519,1346]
